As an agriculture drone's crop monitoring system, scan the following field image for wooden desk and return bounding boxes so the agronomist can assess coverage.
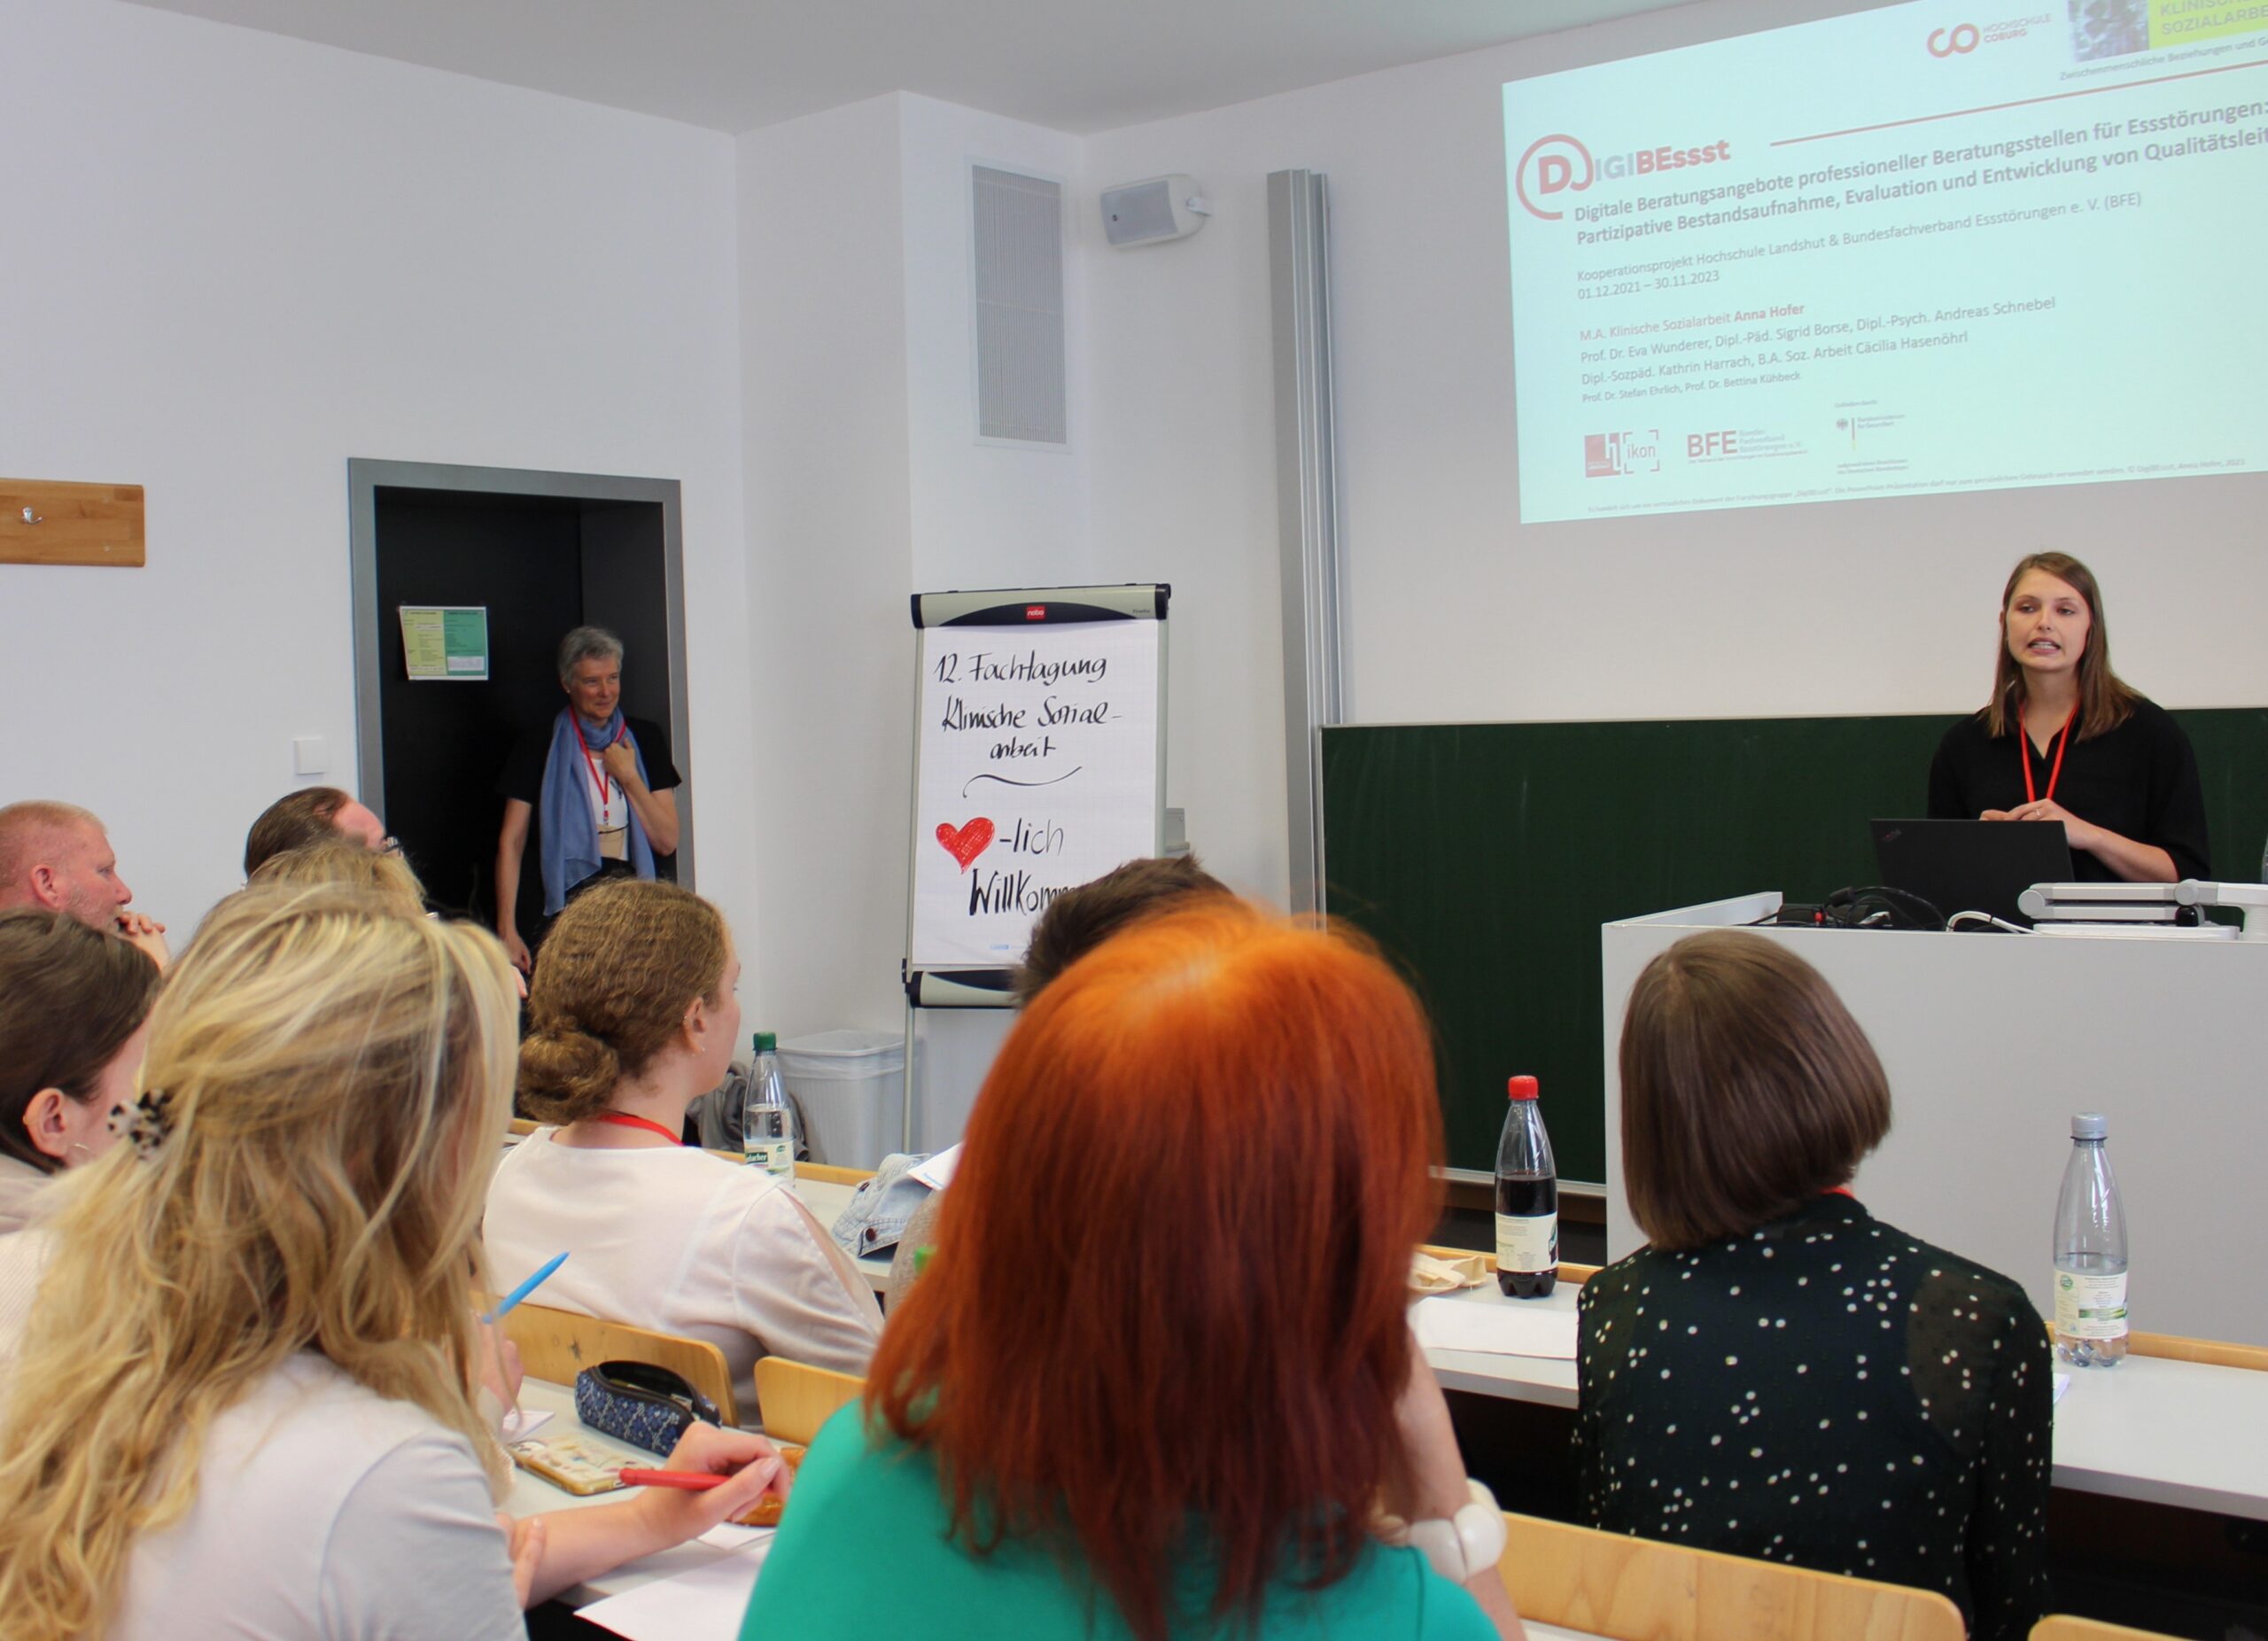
[1419,1279,1581,1410]
[2049,1354,2268,1520]
[1421,1279,2268,1520]
[506,1379,755,1606]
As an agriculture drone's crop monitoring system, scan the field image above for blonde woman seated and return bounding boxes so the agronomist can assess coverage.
[247,836,429,915]
[485,880,882,1419]
[747,902,1526,1641]
[0,884,788,1639]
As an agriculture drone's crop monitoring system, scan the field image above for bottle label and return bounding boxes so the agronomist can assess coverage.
[1495,1213,1558,1274]
[2054,1271,2128,1339]
[744,1139,794,1177]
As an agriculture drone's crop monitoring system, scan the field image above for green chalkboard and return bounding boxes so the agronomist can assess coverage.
[1320,710,2268,1184]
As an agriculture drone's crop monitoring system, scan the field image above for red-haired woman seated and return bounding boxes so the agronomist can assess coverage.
[743,901,1527,1641]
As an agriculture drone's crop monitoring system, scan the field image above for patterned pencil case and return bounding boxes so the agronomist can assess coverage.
[573,1360,721,1457]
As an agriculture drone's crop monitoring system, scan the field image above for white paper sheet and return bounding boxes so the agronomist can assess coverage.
[497,1408,553,1443]
[1410,1295,1579,1360]
[2053,1373,2071,1405]
[909,1144,961,1191]
[578,1541,772,1641]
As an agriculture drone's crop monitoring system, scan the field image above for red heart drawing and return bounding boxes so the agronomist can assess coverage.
[936,817,995,872]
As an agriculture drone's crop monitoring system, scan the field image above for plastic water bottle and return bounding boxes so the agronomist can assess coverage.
[2053,1112,2128,1367]
[742,1031,795,1179]
[1495,1075,1558,1298]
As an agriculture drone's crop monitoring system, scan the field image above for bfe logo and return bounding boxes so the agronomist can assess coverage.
[1928,23,1981,53]
[1586,431,1660,478]
[1516,134,1596,221]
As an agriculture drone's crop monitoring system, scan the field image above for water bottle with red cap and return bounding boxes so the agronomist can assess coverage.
[1494,1074,1558,1298]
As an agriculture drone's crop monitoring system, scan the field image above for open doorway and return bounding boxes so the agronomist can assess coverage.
[347,460,694,934]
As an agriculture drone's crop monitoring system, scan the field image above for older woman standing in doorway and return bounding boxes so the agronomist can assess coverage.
[493,626,682,972]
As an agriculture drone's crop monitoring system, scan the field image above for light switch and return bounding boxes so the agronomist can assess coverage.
[292,736,329,776]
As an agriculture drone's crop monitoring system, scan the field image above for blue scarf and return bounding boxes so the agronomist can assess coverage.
[537,706,656,914]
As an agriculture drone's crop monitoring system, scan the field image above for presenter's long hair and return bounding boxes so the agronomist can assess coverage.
[0,884,519,1641]
[869,899,1443,1641]
[1984,550,2137,740]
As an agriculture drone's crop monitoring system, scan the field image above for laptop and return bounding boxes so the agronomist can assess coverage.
[1869,820,2073,928]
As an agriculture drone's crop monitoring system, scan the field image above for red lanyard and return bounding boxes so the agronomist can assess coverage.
[2017,703,2076,805]
[592,1110,680,1144]
[570,714,617,812]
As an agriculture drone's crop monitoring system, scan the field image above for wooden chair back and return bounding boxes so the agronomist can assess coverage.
[794,1161,877,1186]
[752,1357,866,1445]
[1498,1512,1966,1641]
[2031,1621,2184,1641]
[2126,1330,2268,1372]
[500,1301,739,1427]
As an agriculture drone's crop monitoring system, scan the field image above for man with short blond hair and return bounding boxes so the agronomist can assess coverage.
[0,800,169,968]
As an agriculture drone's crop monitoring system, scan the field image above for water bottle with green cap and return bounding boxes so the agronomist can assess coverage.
[742,1031,796,1179]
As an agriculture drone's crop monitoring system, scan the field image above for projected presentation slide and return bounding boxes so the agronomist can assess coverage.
[1504,0,2268,523]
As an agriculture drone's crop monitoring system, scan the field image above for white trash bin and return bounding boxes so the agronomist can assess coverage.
[778,1030,906,1171]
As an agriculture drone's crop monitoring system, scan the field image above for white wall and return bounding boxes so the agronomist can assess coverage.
[1083,0,2268,905]
[0,0,755,960]
[739,93,1089,1140]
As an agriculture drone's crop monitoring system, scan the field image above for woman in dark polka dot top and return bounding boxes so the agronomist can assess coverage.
[1576,931,2051,1641]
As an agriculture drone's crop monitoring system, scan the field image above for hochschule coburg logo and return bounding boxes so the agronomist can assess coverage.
[1515,133,1734,221]
[1928,22,1982,54]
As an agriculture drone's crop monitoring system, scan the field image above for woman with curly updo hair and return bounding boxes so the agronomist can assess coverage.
[484,879,882,1421]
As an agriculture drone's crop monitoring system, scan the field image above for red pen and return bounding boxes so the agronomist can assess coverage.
[617,1467,726,1491]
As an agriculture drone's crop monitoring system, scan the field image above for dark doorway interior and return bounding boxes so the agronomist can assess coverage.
[353,464,691,937]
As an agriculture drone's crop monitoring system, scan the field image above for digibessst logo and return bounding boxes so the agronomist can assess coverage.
[1516,135,1595,221]
[1517,134,1734,220]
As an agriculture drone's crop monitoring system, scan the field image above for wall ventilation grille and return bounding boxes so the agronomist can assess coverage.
[972,165,1067,446]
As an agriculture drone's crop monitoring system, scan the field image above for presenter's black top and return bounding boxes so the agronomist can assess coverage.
[1575,1194,2052,1641]
[496,714,680,934]
[1926,695,2209,881]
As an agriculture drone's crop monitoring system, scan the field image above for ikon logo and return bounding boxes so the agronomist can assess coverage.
[1585,431,1660,478]
[1928,23,1981,53]
[1516,134,1596,220]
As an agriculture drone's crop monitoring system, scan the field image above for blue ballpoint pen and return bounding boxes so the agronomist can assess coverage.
[483,1251,569,1324]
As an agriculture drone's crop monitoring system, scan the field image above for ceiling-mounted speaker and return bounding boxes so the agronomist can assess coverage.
[1100,175,1211,247]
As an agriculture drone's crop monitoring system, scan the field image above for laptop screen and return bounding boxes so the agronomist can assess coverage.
[1870,820,2073,927]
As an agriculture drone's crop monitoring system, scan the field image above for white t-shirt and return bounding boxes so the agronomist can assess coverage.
[0,1154,55,1236]
[113,1354,522,1641]
[484,1132,883,1419]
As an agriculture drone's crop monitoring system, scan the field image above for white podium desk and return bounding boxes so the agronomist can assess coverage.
[1602,893,2268,1348]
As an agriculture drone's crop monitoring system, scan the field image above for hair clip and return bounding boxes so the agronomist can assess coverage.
[114,1088,175,1160]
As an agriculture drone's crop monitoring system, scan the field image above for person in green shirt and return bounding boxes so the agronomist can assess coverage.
[744,899,1526,1640]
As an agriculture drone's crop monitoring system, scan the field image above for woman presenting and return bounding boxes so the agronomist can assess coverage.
[1928,552,2207,883]
[494,626,681,971]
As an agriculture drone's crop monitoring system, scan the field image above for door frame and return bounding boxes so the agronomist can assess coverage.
[346,458,695,891]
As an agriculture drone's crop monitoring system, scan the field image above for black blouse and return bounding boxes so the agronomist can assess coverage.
[1926,695,2209,881]
[1575,1195,2052,1641]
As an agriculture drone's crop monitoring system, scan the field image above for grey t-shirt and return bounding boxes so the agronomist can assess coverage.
[109,1354,524,1641]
